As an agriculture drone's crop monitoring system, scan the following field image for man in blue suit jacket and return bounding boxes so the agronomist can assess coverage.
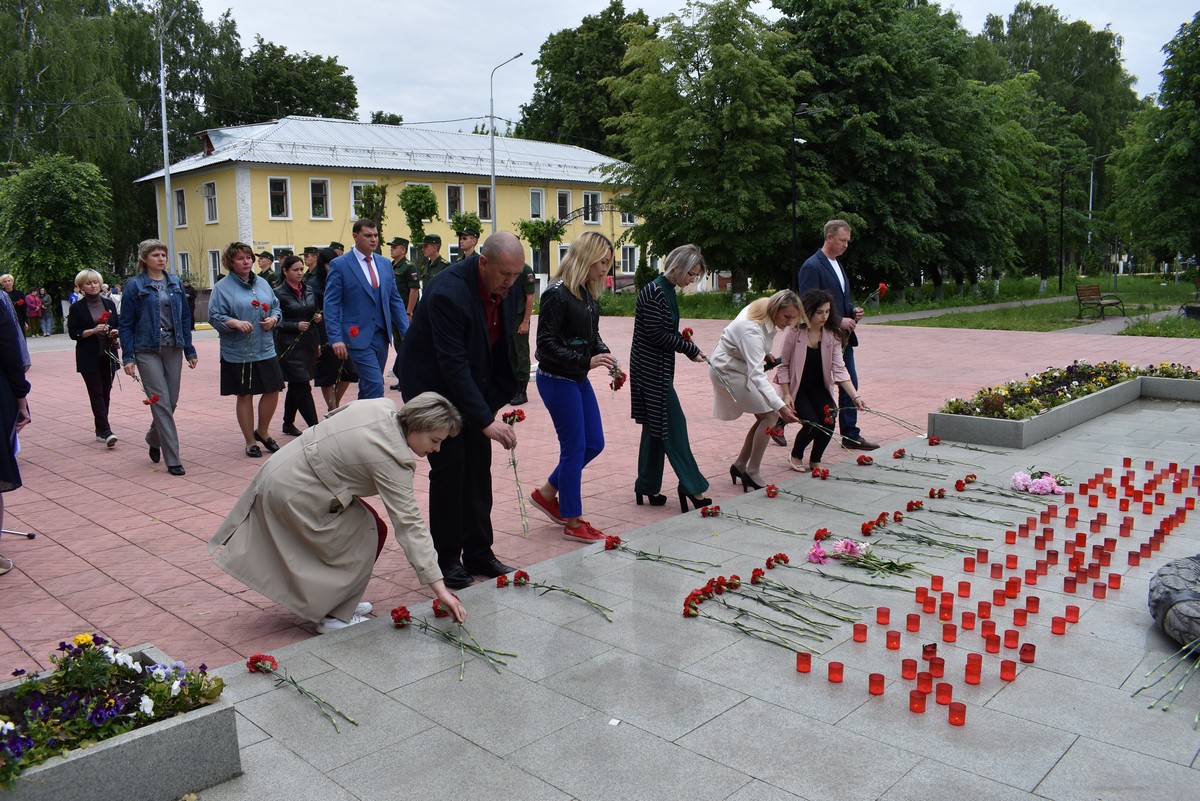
[325,219,409,399]
[795,219,879,450]
[397,231,527,589]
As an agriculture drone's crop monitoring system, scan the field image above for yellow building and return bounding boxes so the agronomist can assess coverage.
[137,116,638,289]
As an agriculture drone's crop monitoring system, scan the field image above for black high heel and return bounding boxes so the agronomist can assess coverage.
[678,486,713,513]
[636,492,668,507]
[729,464,741,485]
[736,468,763,492]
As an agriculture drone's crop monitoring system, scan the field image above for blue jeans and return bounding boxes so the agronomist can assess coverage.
[350,327,390,399]
[536,370,604,519]
[40,315,52,336]
[839,345,862,442]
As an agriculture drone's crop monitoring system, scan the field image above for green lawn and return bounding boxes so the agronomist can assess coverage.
[881,299,1181,332]
[1120,313,1200,338]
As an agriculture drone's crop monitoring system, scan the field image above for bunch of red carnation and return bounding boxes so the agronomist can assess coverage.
[764,552,790,569]
[700,505,721,518]
[893,448,906,459]
[856,455,874,466]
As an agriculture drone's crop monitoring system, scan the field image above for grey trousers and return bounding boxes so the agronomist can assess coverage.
[135,347,184,467]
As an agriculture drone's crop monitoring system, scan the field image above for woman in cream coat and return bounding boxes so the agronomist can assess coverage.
[208,394,467,633]
[709,289,801,491]
[773,289,866,472]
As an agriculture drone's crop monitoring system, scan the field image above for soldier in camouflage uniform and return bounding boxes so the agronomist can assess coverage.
[419,234,449,292]
[389,236,419,391]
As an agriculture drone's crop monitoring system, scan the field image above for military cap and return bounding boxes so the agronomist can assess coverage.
[329,241,345,251]
[456,227,480,238]
[302,246,319,255]
[422,234,442,246]
[256,251,274,260]
[388,236,410,248]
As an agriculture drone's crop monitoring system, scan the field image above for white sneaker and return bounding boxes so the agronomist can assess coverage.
[355,601,373,615]
[316,614,370,635]
[105,433,118,448]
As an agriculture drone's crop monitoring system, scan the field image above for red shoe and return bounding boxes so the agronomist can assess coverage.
[530,489,565,525]
[563,520,606,543]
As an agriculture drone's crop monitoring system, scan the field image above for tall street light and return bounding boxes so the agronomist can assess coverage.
[489,52,523,234]
[157,2,179,271]
[790,103,827,281]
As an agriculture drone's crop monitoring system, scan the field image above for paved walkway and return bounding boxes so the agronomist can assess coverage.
[3,312,1199,799]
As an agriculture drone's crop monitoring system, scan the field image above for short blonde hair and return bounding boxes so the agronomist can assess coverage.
[398,392,463,437]
[557,231,613,300]
[744,289,799,325]
[136,239,168,274]
[663,244,706,282]
[74,269,103,290]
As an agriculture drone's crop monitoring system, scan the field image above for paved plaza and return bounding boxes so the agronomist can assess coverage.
[3,312,1200,798]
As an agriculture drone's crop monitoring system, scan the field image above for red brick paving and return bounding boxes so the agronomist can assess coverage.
[2,317,1197,674]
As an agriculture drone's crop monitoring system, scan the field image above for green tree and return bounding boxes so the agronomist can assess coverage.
[355,184,388,248]
[227,36,357,123]
[603,0,813,292]
[397,184,440,254]
[370,111,403,125]
[449,211,484,236]
[0,155,113,290]
[515,0,651,158]
[514,218,566,275]
[1110,12,1200,260]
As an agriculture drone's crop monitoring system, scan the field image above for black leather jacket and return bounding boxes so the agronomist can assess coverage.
[535,280,609,381]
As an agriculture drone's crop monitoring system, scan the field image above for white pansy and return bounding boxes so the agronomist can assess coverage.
[151,667,168,682]
[0,720,14,735]
[100,645,116,662]
[170,679,182,697]
[139,695,154,716]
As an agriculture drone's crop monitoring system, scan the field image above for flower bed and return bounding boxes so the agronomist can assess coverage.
[1,640,239,801]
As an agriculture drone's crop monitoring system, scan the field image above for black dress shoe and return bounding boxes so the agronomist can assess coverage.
[509,391,528,406]
[389,382,402,391]
[463,557,516,578]
[167,465,186,476]
[843,438,880,451]
[281,423,303,437]
[254,432,281,452]
[148,446,161,464]
[442,564,475,589]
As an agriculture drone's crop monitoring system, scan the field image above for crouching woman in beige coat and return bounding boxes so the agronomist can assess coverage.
[209,393,466,633]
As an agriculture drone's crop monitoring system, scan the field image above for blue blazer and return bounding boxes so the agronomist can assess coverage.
[324,249,408,349]
[796,248,858,348]
[397,255,521,430]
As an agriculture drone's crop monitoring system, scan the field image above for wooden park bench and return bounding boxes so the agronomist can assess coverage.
[1076,283,1125,320]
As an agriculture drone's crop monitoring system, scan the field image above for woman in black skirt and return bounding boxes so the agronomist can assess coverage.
[309,247,357,411]
[67,269,121,447]
[208,241,285,457]
[274,255,321,435]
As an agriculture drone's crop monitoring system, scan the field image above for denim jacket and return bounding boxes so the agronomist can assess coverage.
[208,272,282,363]
[118,273,196,364]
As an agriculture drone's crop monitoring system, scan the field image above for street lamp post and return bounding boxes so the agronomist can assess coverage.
[489,52,523,235]
[157,3,179,271]
[790,104,827,280]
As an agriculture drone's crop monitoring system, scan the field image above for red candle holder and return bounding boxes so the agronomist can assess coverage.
[1035,559,1049,576]
[796,652,811,672]
[906,613,921,632]
[930,575,944,591]
[1005,554,1018,569]
[929,657,945,678]
[1143,502,1155,515]
[965,664,981,685]
[1088,563,1101,579]
[875,606,891,625]
[1088,495,1099,508]
[1187,497,1196,511]
[1092,582,1107,599]
[1047,549,1060,565]
[1119,498,1130,511]
[915,586,928,603]
[935,682,953,705]
[939,602,955,622]
[853,623,868,642]
[1003,629,1020,649]
[1098,551,1112,567]
[1034,536,1046,551]
[901,658,918,680]
[957,580,972,598]
[980,619,997,638]
[1108,573,1122,589]
[976,548,989,563]
[1024,569,1038,586]
[1128,551,1141,566]
[963,556,976,573]
[1156,492,1166,506]
[977,601,992,619]
[943,623,957,643]
[909,689,927,713]
[869,673,885,696]
[1139,543,1152,558]
[1064,576,1077,593]
[992,589,1007,606]
[886,630,901,650]
[916,671,933,693]
[1013,609,1028,627]
[1019,643,1037,663]
[990,563,1004,579]
[1000,659,1017,681]
[922,597,937,614]
[961,611,976,631]
[1026,596,1040,614]
[948,701,967,726]
[1005,529,1017,544]
[1051,616,1066,634]
[966,652,983,668]
[1065,604,1080,623]
[1005,578,1021,599]
[984,634,1000,654]
[828,661,844,683]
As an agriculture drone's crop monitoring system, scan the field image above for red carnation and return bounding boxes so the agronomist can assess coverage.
[937,488,946,499]
[496,574,510,588]
[893,448,906,459]
[604,535,622,550]
[390,606,411,628]
[928,437,942,446]
[861,521,875,536]
[251,299,260,308]
[765,556,776,569]
[857,455,874,466]
[814,527,830,541]
[513,570,531,586]
[750,567,765,584]
[965,473,978,483]
[681,327,694,343]
[774,552,790,565]
[98,311,111,323]
[348,325,360,338]
[878,282,888,298]
[432,598,451,618]
[247,653,277,673]
[765,484,779,498]
[955,480,967,492]
[726,574,742,590]
[893,511,904,522]
[700,505,721,518]
[823,405,835,425]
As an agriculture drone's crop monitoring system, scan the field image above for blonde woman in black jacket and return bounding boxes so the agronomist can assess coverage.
[529,231,615,543]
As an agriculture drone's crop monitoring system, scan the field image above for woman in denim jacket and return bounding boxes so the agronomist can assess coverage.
[118,239,198,476]
[208,241,284,457]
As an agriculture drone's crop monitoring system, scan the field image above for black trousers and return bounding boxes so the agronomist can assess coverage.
[426,425,496,568]
[81,370,114,436]
[282,380,318,427]
[791,386,836,464]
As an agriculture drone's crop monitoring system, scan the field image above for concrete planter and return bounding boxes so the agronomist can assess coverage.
[927,377,1200,449]
[1,644,241,801]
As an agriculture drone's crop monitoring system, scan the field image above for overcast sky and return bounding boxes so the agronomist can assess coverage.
[195,0,1195,133]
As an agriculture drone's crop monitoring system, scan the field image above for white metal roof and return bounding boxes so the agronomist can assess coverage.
[136,115,618,185]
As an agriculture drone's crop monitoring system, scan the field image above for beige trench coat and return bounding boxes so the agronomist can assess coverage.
[709,308,785,420]
[208,398,442,623]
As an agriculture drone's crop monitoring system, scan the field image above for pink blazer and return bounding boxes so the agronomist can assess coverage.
[772,326,850,403]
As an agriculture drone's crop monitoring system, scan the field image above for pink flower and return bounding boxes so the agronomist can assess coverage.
[807,543,830,565]
[1010,472,1032,491]
[1028,476,1062,495]
[830,539,867,558]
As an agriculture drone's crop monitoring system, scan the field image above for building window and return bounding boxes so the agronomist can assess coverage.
[620,199,635,226]
[582,191,601,224]
[310,179,331,219]
[203,182,218,223]
[268,177,290,219]
[531,248,543,273]
[350,181,375,217]
[557,190,571,219]
[174,188,187,227]
[447,184,463,217]
[620,245,638,274]
[177,251,190,278]
[530,188,544,220]
[477,186,492,221]
[208,249,221,284]
[558,243,570,269]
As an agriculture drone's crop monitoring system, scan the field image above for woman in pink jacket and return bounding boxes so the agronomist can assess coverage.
[773,289,866,473]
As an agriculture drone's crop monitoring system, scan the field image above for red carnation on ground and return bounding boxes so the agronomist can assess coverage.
[432,598,451,618]
[247,653,277,673]
[965,473,977,483]
[700,505,721,518]
[496,574,510,588]
[856,455,873,466]
[955,479,967,492]
[861,521,875,536]
[893,448,906,459]
[513,570,531,586]
[604,535,622,550]
[390,606,411,628]
[750,567,766,584]
[814,527,830,541]
[928,436,942,446]
[765,484,779,498]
